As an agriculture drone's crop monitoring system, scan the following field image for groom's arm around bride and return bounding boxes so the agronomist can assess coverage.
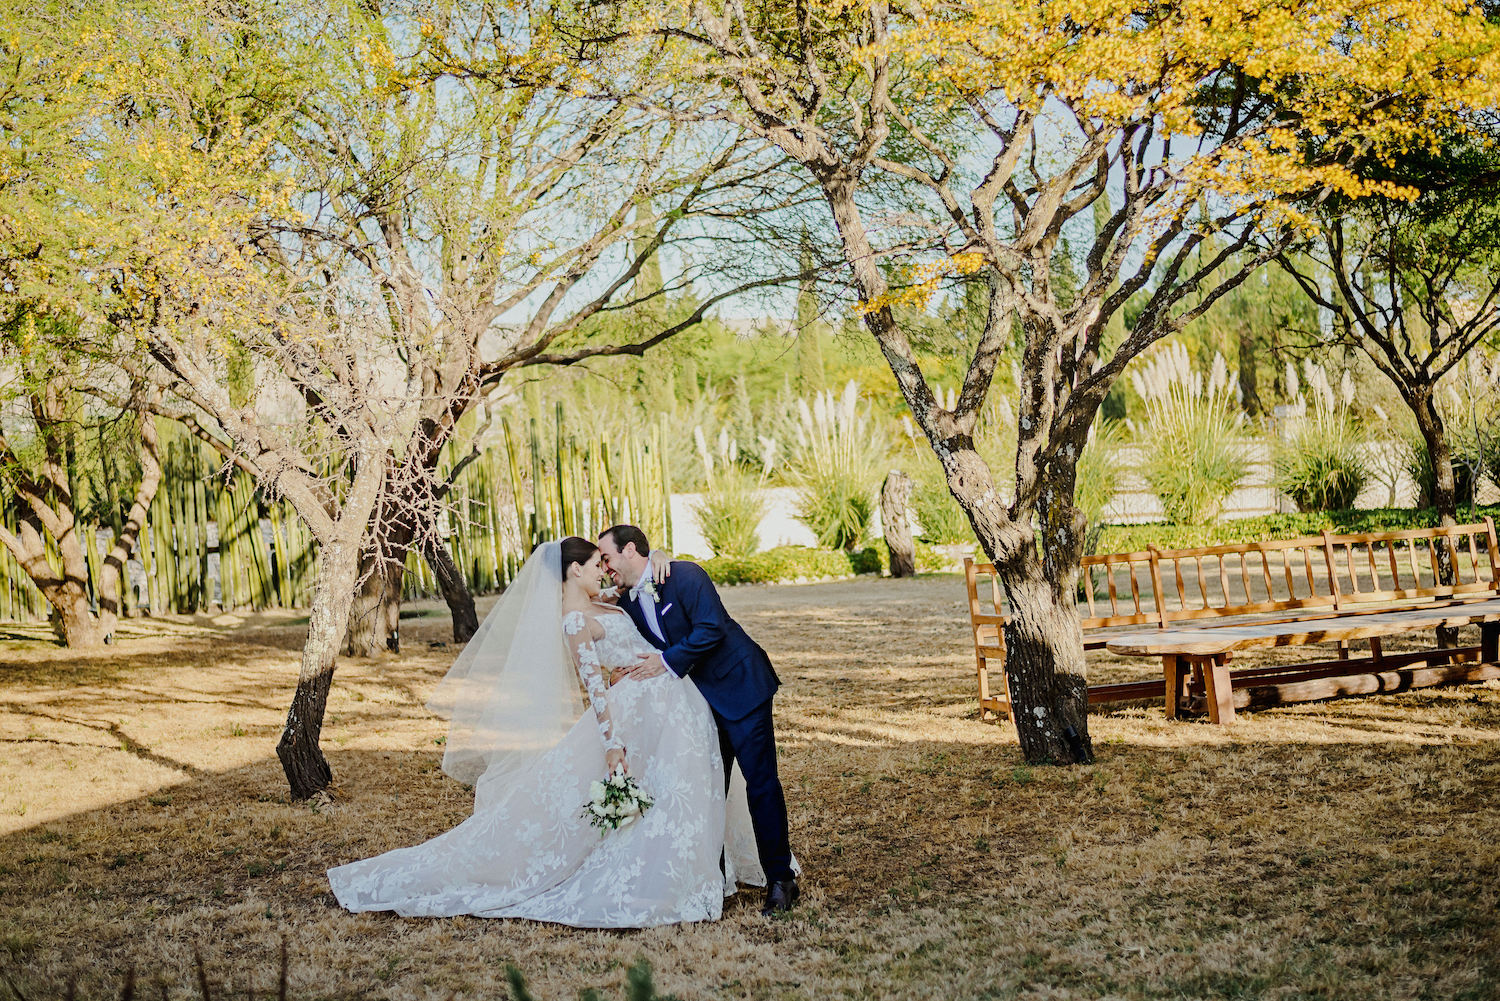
[596,525,800,914]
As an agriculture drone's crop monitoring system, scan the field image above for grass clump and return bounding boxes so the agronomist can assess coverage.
[783,382,888,551]
[1130,343,1252,524]
[690,428,771,557]
[1275,360,1369,511]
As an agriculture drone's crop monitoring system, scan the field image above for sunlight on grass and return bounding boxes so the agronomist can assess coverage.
[1,581,1496,1000]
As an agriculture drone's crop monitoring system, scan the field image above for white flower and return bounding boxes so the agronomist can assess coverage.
[589,781,606,802]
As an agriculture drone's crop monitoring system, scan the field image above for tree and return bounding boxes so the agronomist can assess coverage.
[572,0,1500,762]
[0,315,162,647]
[257,0,813,659]
[0,2,195,647]
[1279,137,1500,529]
[1277,135,1500,644]
[9,0,810,796]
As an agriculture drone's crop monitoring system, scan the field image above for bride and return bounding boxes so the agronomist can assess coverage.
[327,537,765,927]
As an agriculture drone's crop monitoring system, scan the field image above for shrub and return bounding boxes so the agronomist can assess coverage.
[698,545,883,585]
[782,381,889,550]
[910,466,972,544]
[1090,505,1500,553]
[1275,360,1369,511]
[690,428,769,556]
[1129,343,1252,525]
[1407,436,1480,507]
[1076,420,1124,553]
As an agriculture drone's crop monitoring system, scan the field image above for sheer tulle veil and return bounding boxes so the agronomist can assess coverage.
[426,541,582,786]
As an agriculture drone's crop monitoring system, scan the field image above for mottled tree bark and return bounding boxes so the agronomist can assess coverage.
[881,470,915,578]
[422,535,479,643]
[277,538,362,798]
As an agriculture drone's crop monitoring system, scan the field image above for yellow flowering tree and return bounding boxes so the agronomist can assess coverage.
[568,0,1500,762]
[8,0,805,796]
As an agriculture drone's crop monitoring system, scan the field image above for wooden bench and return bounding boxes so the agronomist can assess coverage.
[964,518,1500,723]
[965,549,1175,719]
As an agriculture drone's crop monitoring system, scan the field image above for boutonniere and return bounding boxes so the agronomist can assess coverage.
[631,578,660,603]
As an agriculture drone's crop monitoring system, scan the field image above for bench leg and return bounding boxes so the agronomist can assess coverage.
[1483,622,1499,664]
[1369,636,1384,668]
[1163,654,1189,720]
[1202,654,1236,725]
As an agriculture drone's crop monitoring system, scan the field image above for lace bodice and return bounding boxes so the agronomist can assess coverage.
[562,608,659,752]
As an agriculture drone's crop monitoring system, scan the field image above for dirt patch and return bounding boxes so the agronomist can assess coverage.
[1,574,1497,999]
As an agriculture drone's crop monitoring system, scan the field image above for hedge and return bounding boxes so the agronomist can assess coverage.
[695,545,882,585]
[692,541,949,585]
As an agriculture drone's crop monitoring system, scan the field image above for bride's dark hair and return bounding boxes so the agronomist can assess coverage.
[559,536,598,578]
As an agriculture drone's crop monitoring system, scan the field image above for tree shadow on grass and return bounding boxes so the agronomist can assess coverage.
[0,712,1496,1000]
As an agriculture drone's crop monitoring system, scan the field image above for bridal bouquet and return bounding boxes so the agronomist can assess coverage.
[583,769,654,833]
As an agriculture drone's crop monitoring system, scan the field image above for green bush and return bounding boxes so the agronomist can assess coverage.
[782,382,888,550]
[1275,362,1369,511]
[1130,344,1252,524]
[697,545,885,585]
[1407,437,1480,507]
[911,468,972,544]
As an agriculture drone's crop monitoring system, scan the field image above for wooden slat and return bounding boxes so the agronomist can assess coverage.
[1104,596,1500,657]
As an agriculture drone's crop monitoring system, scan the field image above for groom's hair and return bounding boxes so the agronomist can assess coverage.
[600,524,650,558]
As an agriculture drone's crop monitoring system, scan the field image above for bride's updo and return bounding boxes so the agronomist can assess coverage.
[559,536,598,579]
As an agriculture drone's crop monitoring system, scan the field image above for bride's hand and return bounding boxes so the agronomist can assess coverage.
[608,667,628,686]
[605,747,628,776]
[648,548,672,585]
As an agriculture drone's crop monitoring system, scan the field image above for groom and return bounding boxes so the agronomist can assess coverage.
[597,524,799,915]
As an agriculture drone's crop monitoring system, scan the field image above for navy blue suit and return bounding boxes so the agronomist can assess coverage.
[620,560,794,883]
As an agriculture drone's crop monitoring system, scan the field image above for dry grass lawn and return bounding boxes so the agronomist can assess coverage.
[1,575,1497,1000]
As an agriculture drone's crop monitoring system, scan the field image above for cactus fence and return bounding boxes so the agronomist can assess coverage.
[0,410,674,626]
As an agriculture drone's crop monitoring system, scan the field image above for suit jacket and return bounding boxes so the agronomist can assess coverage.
[620,560,779,721]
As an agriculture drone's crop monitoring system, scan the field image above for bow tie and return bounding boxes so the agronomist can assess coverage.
[629,579,656,602]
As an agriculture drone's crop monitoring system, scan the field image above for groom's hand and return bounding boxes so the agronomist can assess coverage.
[622,652,667,680]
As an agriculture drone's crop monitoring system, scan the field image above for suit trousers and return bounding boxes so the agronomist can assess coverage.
[715,697,794,884]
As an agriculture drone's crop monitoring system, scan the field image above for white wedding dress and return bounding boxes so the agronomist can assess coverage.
[328,598,764,928]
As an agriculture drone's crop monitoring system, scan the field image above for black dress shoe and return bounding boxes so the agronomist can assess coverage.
[761,878,800,915]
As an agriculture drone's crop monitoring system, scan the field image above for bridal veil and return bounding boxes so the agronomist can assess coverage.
[426,540,582,787]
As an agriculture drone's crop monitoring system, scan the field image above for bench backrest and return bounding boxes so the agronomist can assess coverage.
[1151,518,1499,624]
[964,517,1499,638]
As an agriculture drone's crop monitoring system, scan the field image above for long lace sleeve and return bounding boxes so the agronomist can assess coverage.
[563,612,624,750]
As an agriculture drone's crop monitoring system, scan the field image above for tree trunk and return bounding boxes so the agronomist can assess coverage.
[421,535,479,643]
[1412,392,1460,649]
[0,511,104,648]
[96,411,163,641]
[1238,327,1261,418]
[277,541,362,799]
[49,577,104,649]
[993,547,1094,764]
[343,547,404,657]
[881,470,915,578]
